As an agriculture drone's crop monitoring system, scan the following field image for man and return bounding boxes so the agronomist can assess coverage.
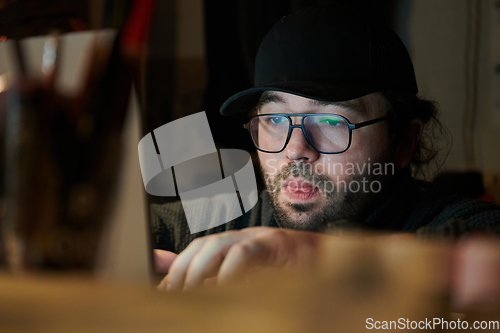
[152,5,500,290]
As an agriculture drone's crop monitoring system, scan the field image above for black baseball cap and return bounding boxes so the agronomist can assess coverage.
[220,5,417,115]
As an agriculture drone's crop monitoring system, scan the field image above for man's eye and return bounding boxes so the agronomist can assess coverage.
[267,116,286,124]
[319,117,341,126]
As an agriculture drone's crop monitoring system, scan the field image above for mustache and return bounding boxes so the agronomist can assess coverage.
[266,161,331,191]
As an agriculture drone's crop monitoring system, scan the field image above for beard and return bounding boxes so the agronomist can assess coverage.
[261,152,397,232]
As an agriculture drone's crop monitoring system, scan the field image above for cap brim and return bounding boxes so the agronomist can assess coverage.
[220,81,380,115]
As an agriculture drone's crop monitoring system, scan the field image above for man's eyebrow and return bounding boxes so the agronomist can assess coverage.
[309,99,363,113]
[257,92,364,113]
[258,92,286,107]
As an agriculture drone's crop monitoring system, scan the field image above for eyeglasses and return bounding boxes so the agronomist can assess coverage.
[243,114,388,154]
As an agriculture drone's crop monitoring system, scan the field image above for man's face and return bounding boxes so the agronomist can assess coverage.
[257,91,396,231]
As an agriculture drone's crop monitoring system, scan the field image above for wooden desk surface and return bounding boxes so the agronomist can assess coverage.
[0,234,456,333]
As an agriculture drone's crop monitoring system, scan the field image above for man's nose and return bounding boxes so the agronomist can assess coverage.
[284,126,320,162]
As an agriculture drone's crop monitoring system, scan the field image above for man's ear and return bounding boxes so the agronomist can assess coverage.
[395,119,424,169]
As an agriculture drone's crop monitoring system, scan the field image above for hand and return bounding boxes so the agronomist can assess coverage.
[153,249,178,274]
[158,227,323,291]
[451,236,500,311]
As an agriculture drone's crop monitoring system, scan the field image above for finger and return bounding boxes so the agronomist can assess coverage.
[203,276,218,288]
[184,232,247,289]
[153,249,178,274]
[167,228,274,291]
[165,237,209,290]
[217,238,273,285]
[157,275,170,291]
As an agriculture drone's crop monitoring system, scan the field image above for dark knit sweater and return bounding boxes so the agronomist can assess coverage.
[151,176,500,254]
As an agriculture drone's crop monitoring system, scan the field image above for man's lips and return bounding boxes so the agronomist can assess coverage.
[284,179,315,192]
[282,178,320,200]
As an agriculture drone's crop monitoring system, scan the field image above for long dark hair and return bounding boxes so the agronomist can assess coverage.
[381,91,446,177]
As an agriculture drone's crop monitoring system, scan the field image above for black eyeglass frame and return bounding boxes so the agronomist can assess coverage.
[243,114,389,154]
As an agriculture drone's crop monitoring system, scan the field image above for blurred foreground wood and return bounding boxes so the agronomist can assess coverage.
[2,234,500,332]
[0,234,460,333]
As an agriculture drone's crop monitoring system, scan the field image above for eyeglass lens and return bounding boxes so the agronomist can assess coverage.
[249,115,350,153]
